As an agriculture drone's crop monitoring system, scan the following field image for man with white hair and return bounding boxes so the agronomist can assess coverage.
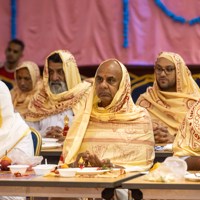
[25,50,91,141]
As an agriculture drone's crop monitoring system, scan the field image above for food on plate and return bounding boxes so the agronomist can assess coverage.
[14,172,22,177]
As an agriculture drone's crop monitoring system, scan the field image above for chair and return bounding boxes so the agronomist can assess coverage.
[28,128,42,200]
[30,127,42,156]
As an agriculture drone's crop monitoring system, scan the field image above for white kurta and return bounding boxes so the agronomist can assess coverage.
[0,81,34,200]
[27,109,74,137]
[8,132,34,163]
[0,81,34,159]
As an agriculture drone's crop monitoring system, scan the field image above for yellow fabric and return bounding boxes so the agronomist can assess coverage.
[10,61,42,118]
[136,52,200,136]
[0,81,30,158]
[24,50,91,122]
[173,99,200,156]
[62,59,155,170]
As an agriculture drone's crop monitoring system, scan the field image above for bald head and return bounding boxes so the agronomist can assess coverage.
[95,60,122,107]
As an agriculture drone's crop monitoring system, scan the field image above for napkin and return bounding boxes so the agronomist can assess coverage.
[145,157,187,182]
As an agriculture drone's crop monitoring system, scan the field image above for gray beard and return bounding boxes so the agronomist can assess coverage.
[49,81,68,94]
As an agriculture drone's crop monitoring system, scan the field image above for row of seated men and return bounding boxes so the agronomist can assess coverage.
[1,40,200,181]
[1,39,200,199]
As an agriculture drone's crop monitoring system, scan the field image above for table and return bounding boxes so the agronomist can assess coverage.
[122,174,200,200]
[0,171,141,199]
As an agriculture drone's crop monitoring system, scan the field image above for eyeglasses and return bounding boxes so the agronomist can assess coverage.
[154,67,175,75]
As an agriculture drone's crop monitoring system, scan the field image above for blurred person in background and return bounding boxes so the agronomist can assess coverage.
[0,39,25,90]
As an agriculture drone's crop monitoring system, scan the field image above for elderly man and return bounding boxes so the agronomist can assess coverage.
[0,39,25,90]
[25,50,90,140]
[62,58,155,169]
[136,52,200,144]
[60,58,154,199]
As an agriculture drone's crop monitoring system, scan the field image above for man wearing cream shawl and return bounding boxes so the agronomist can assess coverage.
[136,52,200,144]
[62,58,154,169]
[24,50,91,140]
[61,58,154,199]
[173,99,200,170]
[11,61,42,118]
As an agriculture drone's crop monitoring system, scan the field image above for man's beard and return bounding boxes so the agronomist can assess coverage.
[49,81,68,94]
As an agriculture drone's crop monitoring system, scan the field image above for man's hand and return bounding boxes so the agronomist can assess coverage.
[45,126,65,142]
[69,151,124,169]
[71,151,112,168]
[153,123,174,144]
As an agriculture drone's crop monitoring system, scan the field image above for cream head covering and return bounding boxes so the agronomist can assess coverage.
[11,61,42,117]
[15,61,41,88]
[25,50,91,121]
[43,49,81,97]
[136,51,200,136]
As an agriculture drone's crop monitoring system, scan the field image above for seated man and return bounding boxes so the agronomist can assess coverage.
[0,80,34,160]
[173,99,200,170]
[24,50,91,140]
[11,61,42,118]
[0,39,25,90]
[61,58,155,171]
[0,80,34,200]
[136,52,200,144]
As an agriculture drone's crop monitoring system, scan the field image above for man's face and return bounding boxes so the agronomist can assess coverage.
[48,61,67,94]
[95,60,122,107]
[16,68,33,92]
[155,57,176,92]
[5,43,23,64]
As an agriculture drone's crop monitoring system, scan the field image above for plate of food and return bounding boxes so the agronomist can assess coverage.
[185,173,200,182]
[42,138,59,143]
[76,167,111,175]
[42,143,62,149]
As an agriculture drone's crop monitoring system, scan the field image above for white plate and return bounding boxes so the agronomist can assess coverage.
[42,138,59,143]
[76,167,110,175]
[185,173,200,182]
[163,143,173,151]
[58,168,78,177]
[42,143,62,149]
